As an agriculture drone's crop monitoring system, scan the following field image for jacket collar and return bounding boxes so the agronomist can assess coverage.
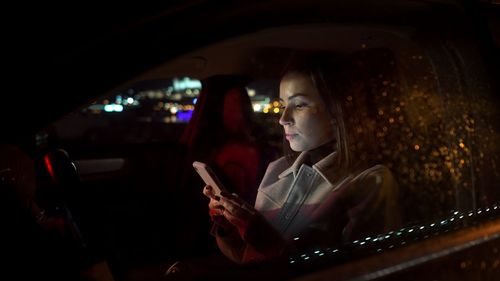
[278,151,340,186]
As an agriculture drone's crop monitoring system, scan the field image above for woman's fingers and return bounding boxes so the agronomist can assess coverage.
[224,195,257,214]
[222,208,245,226]
[203,185,215,198]
[218,197,240,215]
[204,185,222,199]
[206,189,258,234]
[208,198,223,210]
[219,197,256,220]
[209,207,224,216]
[205,185,226,218]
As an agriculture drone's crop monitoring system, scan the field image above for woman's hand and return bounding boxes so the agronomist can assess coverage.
[203,185,285,262]
[203,185,233,231]
[217,191,258,239]
[203,184,258,238]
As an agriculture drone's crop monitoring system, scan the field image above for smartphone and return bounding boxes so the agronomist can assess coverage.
[192,161,227,196]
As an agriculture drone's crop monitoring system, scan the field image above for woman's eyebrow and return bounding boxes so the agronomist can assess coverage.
[279,93,309,102]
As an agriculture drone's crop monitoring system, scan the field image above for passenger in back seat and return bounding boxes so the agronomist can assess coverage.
[181,75,275,204]
[178,75,277,256]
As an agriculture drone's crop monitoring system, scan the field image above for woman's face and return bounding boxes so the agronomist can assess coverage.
[279,72,334,152]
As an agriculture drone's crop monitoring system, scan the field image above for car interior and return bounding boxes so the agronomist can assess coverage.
[2,1,500,281]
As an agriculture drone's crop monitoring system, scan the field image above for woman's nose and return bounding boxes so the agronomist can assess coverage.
[279,107,293,126]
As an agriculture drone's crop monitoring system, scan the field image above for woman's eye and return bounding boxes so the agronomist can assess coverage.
[295,103,307,109]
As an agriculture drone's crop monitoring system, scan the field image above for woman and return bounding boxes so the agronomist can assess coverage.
[203,49,401,263]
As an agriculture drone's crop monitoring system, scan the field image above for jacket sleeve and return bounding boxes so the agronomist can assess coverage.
[213,212,286,264]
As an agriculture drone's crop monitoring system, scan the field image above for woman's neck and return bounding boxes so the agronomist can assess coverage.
[306,140,335,165]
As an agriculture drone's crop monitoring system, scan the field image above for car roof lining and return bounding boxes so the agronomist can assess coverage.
[110,23,415,93]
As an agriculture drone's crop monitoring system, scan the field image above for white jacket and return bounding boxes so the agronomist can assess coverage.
[255,150,401,245]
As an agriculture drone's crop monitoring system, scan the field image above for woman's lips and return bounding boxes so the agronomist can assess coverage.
[285,134,297,141]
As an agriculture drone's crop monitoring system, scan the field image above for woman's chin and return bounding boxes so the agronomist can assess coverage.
[289,143,306,152]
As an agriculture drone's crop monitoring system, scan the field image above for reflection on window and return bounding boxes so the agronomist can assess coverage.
[82,77,202,124]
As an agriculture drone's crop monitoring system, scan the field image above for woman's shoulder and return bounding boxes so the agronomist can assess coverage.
[264,156,290,175]
[350,164,398,192]
[360,164,393,176]
[258,156,290,188]
[341,163,392,189]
